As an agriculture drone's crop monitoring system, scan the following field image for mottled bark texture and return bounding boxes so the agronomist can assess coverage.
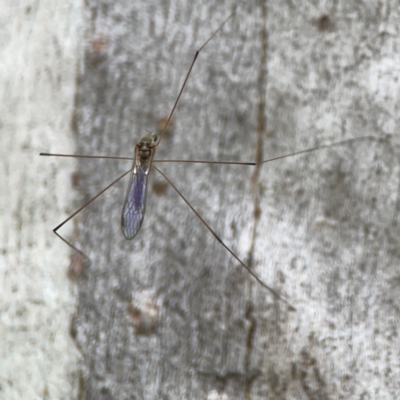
[70,1,400,398]
[5,0,400,399]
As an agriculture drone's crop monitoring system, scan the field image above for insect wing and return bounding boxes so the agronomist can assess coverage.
[121,163,149,239]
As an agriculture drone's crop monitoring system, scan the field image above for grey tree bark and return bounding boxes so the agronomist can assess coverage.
[3,0,400,399]
[1,1,84,399]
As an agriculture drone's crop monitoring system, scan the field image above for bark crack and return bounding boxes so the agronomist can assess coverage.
[244,1,269,398]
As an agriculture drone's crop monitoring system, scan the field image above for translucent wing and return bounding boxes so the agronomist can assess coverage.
[121,163,150,240]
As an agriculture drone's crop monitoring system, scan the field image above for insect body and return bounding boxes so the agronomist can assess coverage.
[121,133,158,239]
[40,11,296,306]
[39,10,385,310]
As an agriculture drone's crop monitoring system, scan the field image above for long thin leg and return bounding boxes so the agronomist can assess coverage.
[40,152,255,165]
[156,11,235,148]
[41,135,388,165]
[53,168,132,256]
[260,135,383,164]
[153,165,296,310]
[155,160,254,165]
[40,152,132,161]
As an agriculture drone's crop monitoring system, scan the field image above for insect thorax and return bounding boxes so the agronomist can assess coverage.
[137,133,158,161]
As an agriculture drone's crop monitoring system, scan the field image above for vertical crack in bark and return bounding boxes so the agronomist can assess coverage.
[244,1,268,398]
[244,301,257,399]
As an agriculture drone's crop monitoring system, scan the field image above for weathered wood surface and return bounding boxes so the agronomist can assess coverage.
[0,1,83,399]
[4,0,400,399]
[70,1,400,398]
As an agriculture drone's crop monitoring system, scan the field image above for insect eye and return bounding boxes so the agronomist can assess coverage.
[153,134,158,143]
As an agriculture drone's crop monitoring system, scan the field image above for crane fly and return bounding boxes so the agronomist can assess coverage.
[40,11,384,311]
